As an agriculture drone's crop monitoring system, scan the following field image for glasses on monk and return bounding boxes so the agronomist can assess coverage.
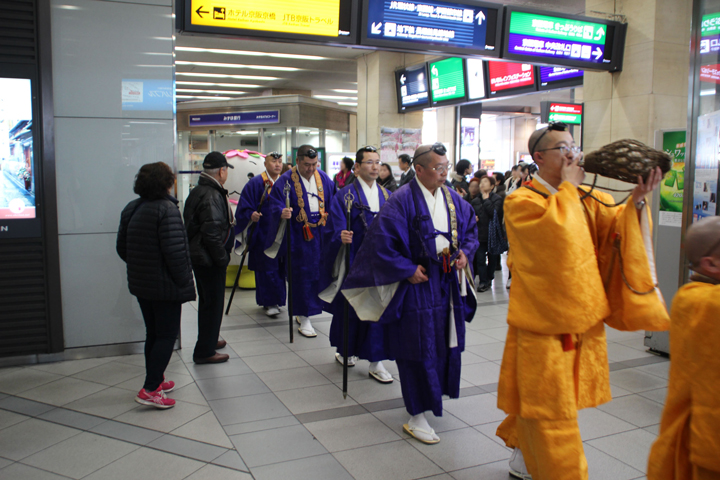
[530,122,569,155]
[267,152,283,159]
[298,148,318,159]
[413,142,447,163]
[538,145,582,157]
[431,162,450,174]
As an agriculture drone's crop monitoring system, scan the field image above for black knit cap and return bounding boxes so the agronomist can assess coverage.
[203,151,234,169]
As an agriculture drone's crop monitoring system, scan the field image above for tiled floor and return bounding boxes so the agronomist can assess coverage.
[0,263,668,479]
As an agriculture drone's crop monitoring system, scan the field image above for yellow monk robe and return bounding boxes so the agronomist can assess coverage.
[647,280,720,480]
[496,178,670,480]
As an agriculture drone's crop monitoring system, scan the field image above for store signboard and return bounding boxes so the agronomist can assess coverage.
[541,102,583,125]
[700,63,720,83]
[181,0,358,44]
[189,110,280,127]
[429,57,466,104]
[658,131,686,227]
[487,61,536,97]
[362,0,503,57]
[502,7,627,72]
[396,63,430,112]
[466,58,486,100]
[700,12,720,54]
[538,66,583,89]
[121,79,174,112]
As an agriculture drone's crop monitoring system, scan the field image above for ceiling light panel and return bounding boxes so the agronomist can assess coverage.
[176,61,299,72]
[176,46,327,61]
[176,72,279,81]
[176,81,262,88]
[176,89,247,95]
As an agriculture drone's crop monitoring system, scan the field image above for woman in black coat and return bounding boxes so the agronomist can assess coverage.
[117,162,195,409]
[378,162,398,192]
[471,176,504,292]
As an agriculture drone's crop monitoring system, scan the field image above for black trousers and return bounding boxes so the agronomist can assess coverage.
[137,298,181,392]
[475,241,499,285]
[193,265,227,359]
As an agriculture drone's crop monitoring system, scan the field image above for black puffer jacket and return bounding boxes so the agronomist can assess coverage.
[117,196,196,303]
[471,192,504,242]
[183,175,233,267]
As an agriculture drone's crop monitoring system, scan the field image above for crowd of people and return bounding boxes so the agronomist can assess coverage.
[115,125,719,480]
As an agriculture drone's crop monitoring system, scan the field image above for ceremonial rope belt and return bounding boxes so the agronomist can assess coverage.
[290,167,327,241]
[351,182,389,232]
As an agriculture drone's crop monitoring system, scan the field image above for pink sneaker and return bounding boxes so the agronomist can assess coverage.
[159,377,175,393]
[135,387,175,409]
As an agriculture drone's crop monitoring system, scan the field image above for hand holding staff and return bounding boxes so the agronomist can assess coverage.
[342,191,354,399]
[285,183,294,344]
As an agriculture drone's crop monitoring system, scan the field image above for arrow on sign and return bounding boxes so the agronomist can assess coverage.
[432,65,439,77]
[476,10,485,25]
[593,47,603,60]
[594,27,605,40]
[371,22,382,34]
[196,5,209,17]
[400,74,407,85]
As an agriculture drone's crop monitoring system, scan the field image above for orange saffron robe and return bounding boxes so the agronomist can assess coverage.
[648,281,720,480]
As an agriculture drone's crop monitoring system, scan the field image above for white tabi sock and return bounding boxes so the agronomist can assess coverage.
[299,316,313,330]
[368,361,388,374]
[408,412,432,433]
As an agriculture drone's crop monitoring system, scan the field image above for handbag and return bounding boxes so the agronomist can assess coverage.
[488,210,508,255]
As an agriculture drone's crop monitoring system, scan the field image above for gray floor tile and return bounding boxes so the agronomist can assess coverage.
[459,362,501,387]
[478,326,509,342]
[171,411,234,448]
[286,332,334,352]
[443,393,506,426]
[18,377,108,407]
[373,407,468,434]
[0,463,72,479]
[22,431,139,479]
[221,327,278,344]
[196,373,270,400]
[229,424,327,467]
[612,384,634,398]
[644,424,660,435]
[223,416,300,436]
[0,369,63,395]
[90,419,165,445]
[230,340,291,358]
[587,428,657,473]
[463,331,501,346]
[597,394,664,427]
[0,456,12,469]
[29,357,115,376]
[637,361,671,380]
[72,361,146,387]
[252,454,353,480]
[257,366,332,392]
[584,443,645,480]
[38,407,108,430]
[275,384,357,415]
[578,407,637,441]
[114,400,210,433]
[186,358,253,380]
[185,464,253,480]
[362,398,406,412]
[473,421,508,447]
[450,460,511,480]
[211,450,250,472]
[0,418,80,461]
[81,446,204,480]
[170,383,209,406]
[638,388,668,405]
[333,439,443,480]
[313,362,377,384]
[209,393,292,426]
[465,342,506,362]
[292,347,338,366]
[147,434,228,462]
[295,405,368,424]
[410,427,510,471]
[63,386,141,419]
[242,352,308,373]
[347,378,404,404]
[305,413,401,453]
[609,369,667,393]
[620,356,668,368]
[606,343,655,362]
[0,409,30,430]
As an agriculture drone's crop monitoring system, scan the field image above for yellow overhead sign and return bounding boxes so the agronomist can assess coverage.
[190,0,341,37]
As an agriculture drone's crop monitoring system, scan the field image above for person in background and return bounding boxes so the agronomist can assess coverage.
[334,156,356,190]
[520,164,533,183]
[506,165,522,194]
[117,162,195,409]
[398,153,415,187]
[281,163,291,175]
[472,176,503,292]
[451,159,472,196]
[473,169,488,180]
[494,172,507,199]
[379,162,398,192]
[465,176,481,203]
[183,152,235,364]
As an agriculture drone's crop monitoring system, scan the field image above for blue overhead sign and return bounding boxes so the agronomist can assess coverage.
[362,0,502,56]
[188,110,280,127]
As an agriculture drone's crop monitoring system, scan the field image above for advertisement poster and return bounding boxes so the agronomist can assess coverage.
[460,118,479,170]
[693,112,720,221]
[658,130,685,227]
[0,77,35,219]
[380,127,422,181]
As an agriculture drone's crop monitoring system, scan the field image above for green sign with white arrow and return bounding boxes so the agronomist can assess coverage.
[509,11,607,45]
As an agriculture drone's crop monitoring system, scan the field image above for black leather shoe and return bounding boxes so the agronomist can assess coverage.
[216,339,227,349]
[193,353,229,364]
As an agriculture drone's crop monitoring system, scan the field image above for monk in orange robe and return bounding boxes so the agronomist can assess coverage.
[496,123,670,480]
[647,217,720,480]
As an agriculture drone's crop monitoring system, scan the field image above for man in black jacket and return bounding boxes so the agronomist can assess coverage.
[398,154,415,187]
[183,152,235,364]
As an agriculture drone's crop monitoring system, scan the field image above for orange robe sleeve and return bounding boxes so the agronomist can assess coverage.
[648,283,720,480]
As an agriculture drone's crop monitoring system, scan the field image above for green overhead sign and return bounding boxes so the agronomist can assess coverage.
[429,57,466,103]
[701,12,720,36]
[509,11,607,45]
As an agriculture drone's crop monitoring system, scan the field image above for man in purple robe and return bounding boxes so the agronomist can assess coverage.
[319,146,394,384]
[342,143,478,444]
[264,145,337,337]
[234,152,285,316]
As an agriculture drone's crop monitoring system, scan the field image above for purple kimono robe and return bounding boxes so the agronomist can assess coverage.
[320,180,392,362]
[264,168,336,317]
[234,174,286,308]
[342,178,478,416]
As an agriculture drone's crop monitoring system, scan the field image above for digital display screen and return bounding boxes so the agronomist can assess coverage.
[543,102,583,125]
[363,0,501,56]
[396,63,430,112]
[429,57,466,104]
[0,78,35,220]
[183,0,357,44]
[701,12,720,54]
[700,63,720,84]
[466,58,486,100]
[487,61,536,96]
[539,66,583,85]
[122,80,174,112]
[503,8,626,72]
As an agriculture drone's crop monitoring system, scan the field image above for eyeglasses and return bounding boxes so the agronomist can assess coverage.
[537,145,582,157]
[267,152,283,159]
[297,148,318,160]
[413,142,447,163]
[430,162,450,174]
[530,122,569,155]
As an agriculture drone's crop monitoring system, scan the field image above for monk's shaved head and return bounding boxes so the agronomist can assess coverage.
[413,144,435,168]
[686,216,720,266]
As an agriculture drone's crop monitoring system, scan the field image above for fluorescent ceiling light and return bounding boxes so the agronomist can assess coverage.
[337,102,358,106]
[176,72,279,81]
[176,46,327,61]
[700,89,716,96]
[234,131,259,135]
[176,95,235,100]
[176,89,247,95]
[176,61,299,72]
[313,95,358,100]
[332,89,358,94]
[176,81,262,88]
